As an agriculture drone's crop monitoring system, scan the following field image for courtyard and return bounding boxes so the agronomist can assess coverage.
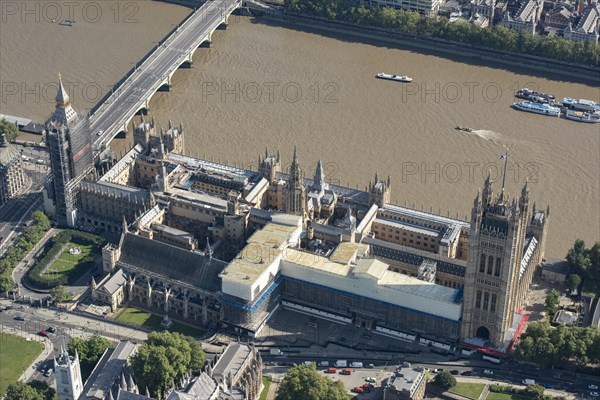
[41,242,95,282]
[115,307,205,338]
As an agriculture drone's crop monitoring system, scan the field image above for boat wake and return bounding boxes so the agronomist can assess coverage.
[465,129,502,142]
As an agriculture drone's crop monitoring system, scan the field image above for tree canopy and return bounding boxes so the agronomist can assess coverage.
[5,381,44,400]
[283,0,599,67]
[130,331,206,398]
[50,285,70,302]
[0,119,19,142]
[514,321,600,368]
[433,371,457,390]
[68,334,111,380]
[545,288,561,317]
[566,240,600,295]
[276,364,347,400]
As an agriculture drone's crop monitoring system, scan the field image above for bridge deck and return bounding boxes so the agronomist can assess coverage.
[90,0,240,148]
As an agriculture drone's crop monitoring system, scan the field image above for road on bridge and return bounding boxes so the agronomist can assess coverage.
[90,0,240,148]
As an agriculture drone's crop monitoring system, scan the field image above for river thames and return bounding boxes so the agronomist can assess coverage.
[1,2,598,258]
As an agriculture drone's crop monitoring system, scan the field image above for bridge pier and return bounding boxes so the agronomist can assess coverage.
[217,22,229,30]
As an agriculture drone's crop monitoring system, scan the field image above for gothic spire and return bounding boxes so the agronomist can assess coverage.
[206,238,213,260]
[56,72,70,106]
[313,160,326,191]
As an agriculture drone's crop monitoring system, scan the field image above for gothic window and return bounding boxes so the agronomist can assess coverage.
[483,292,490,310]
[487,255,494,274]
[491,294,497,313]
[495,257,501,276]
[479,254,486,273]
[475,290,482,309]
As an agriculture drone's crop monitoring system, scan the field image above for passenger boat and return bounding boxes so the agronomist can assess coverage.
[564,109,600,123]
[512,101,561,116]
[562,97,600,113]
[376,73,413,82]
[454,126,473,132]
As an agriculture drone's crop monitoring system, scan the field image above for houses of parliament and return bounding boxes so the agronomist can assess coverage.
[44,76,549,353]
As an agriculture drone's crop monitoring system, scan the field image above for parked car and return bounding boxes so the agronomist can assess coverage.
[484,370,494,375]
[543,383,554,389]
[433,368,444,373]
[46,327,56,333]
[362,383,374,392]
[461,370,473,376]
[44,368,53,377]
[590,386,599,390]
[325,367,337,374]
[590,392,599,397]
[352,387,364,394]
[340,368,352,375]
[38,330,48,337]
[367,363,375,369]
[14,315,26,321]
[365,377,376,383]
[450,370,460,375]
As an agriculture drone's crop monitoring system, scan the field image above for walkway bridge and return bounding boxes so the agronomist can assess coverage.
[90,0,241,149]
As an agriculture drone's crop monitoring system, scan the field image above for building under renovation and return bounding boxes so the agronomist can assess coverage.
[0,132,25,206]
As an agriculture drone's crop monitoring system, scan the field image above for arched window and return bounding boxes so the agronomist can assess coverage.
[476,290,482,308]
[491,294,497,313]
[487,255,494,274]
[483,292,490,310]
[495,257,502,277]
[479,254,486,273]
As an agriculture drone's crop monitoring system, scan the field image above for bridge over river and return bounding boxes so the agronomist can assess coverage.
[90,0,241,149]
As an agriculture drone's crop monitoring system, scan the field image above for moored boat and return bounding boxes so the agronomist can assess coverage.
[516,88,555,100]
[376,73,413,82]
[513,101,561,116]
[564,109,600,123]
[562,97,600,113]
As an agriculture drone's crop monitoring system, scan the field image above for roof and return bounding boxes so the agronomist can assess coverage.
[166,372,218,400]
[119,233,227,291]
[84,341,138,399]
[380,204,469,228]
[0,114,31,127]
[98,269,128,296]
[81,180,150,201]
[117,388,152,399]
[100,143,144,182]
[374,217,441,237]
[386,367,425,396]
[212,343,251,381]
[220,222,300,290]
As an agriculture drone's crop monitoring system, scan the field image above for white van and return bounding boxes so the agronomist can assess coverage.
[318,361,330,367]
[522,379,536,386]
[350,362,363,368]
[335,360,347,367]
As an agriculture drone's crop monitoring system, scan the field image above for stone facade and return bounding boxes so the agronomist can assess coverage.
[0,133,25,206]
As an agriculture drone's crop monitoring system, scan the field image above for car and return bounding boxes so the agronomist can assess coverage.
[365,377,376,383]
[543,384,554,389]
[44,368,53,377]
[352,387,364,394]
[46,327,56,333]
[590,392,599,397]
[14,315,26,321]
[38,330,48,337]
[367,363,375,369]
[591,386,599,390]
[96,130,104,136]
[484,370,494,375]
[450,370,460,375]
[433,368,444,373]
[325,367,337,374]
[361,383,373,392]
[340,368,352,375]
[36,159,45,164]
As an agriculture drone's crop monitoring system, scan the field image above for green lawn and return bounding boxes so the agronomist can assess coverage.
[43,242,96,282]
[486,392,531,400]
[259,376,272,400]
[450,382,486,399]
[115,307,204,337]
[0,332,44,395]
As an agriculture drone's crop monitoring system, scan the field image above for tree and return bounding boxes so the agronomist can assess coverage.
[5,381,44,400]
[0,119,19,142]
[0,275,14,293]
[276,364,347,400]
[545,288,561,317]
[86,335,111,363]
[433,371,457,390]
[566,239,590,277]
[566,274,581,291]
[28,381,56,400]
[524,384,545,399]
[130,331,206,398]
[31,211,51,231]
[68,335,110,379]
[50,285,69,302]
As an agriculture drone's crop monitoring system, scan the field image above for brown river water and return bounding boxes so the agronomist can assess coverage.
[1,2,598,259]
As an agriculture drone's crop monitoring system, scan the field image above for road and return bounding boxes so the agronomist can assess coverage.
[91,0,240,147]
[0,146,48,256]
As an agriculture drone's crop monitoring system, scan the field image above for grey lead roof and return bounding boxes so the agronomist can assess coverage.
[119,233,227,292]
